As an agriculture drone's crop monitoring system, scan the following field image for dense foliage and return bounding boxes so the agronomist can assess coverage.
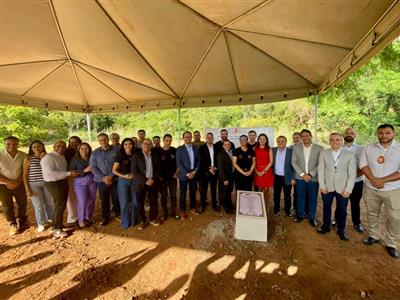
[0,40,398,146]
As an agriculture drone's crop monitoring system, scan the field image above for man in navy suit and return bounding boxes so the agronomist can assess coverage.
[273,135,295,216]
[176,131,200,220]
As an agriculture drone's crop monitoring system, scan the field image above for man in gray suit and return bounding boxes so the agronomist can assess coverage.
[291,129,323,226]
[317,133,356,240]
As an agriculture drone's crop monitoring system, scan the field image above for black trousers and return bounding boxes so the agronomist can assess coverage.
[0,184,27,225]
[273,175,292,214]
[234,172,253,191]
[219,178,234,210]
[97,181,119,222]
[200,173,218,208]
[136,184,159,223]
[350,181,363,226]
[44,180,68,230]
[160,178,177,214]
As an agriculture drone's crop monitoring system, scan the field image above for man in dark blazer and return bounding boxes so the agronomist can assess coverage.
[199,132,219,212]
[132,138,160,229]
[176,131,201,220]
[217,140,235,213]
[273,136,295,216]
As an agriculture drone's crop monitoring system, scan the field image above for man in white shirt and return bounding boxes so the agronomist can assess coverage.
[41,140,79,238]
[291,129,323,227]
[342,128,365,232]
[317,133,356,241]
[0,136,27,235]
[199,132,219,212]
[360,124,400,258]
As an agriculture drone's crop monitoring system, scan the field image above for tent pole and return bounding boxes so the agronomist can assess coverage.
[86,113,92,145]
[314,94,318,143]
[177,105,181,146]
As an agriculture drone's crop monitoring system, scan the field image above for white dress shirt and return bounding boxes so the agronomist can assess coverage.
[0,150,26,181]
[40,151,71,182]
[331,148,342,168]
[343,143,364,182]
[207,143,214,167]
[360,141,400,191]
[303,144,312,174]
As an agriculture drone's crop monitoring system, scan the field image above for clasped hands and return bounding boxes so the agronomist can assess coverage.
[320,188,350,198]
[369,176,385,189]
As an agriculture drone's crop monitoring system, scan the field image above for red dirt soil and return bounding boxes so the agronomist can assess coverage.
[0,195,399,300]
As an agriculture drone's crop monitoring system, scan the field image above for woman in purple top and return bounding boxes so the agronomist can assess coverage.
[69,143,96,228]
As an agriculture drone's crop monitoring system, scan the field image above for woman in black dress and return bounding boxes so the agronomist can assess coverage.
[232,135,256,191]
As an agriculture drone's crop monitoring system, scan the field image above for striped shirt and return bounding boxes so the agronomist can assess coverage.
[28,156,44,182]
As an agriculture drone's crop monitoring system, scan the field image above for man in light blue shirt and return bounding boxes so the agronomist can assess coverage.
[272,136,295,216]
[90,133,119,226]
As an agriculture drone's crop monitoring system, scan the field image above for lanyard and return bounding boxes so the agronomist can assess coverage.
[332,150,341,169]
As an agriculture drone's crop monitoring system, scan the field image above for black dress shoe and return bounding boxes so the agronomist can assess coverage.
[309,219,318,227]
[363,236,380,245]
[385,246,399,258]
[294,218,303,223]
[317,226,331,234]
[212,206,221,212]
[354,224,364,233]
[338,232,350,241]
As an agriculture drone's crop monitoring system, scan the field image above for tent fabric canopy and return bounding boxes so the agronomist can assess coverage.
[0,0,399,113]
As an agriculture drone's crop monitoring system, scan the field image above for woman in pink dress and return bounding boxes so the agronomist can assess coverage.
[253,133,274,213]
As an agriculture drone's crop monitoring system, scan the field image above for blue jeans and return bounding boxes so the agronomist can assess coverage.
[179,179,197,211]
[117,178,137,228]
[322,191,348,233]
[296,179,318,220]
[30,181,54,225]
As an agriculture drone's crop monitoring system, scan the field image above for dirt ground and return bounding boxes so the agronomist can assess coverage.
[0,192,399,300]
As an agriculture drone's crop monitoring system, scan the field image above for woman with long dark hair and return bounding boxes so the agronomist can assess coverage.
[112,138,136,228]
[69,142,96,228]
[23,140,53,232]
[253,133,274,213]
[232,135,256,191]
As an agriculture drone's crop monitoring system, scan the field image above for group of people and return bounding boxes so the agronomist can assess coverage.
[0,124,399,259]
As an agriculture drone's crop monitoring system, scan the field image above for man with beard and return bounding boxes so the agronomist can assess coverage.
[214,129,235,206]
[360,124,400,258]
[291,129,323,227]
[192,131,205,148]
[214,129,235,155]
[342,128,365,232]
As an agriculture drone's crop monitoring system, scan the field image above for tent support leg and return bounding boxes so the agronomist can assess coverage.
[86,113,92,145]
[314,94,319,143]
[177,105,181,146]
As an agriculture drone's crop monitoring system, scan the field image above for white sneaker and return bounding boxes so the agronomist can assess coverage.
[37,225,46,232]
[52,229,68,238]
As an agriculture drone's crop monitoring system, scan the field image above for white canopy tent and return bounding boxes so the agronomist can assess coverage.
[0,0,399,114]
